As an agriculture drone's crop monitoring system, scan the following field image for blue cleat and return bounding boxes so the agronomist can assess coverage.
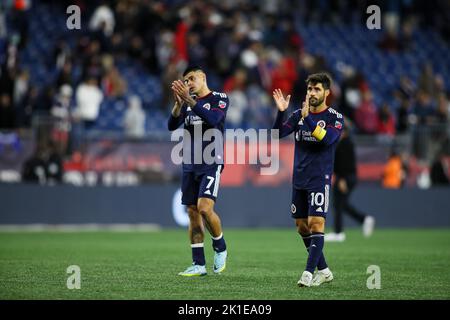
[213,250,227,274]
[178,264,207,277]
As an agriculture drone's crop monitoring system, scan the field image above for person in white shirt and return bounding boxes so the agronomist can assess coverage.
[124,95,145,138]
[74,76,103,129]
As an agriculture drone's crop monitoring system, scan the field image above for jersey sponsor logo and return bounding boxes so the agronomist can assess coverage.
[202,103,211,110]
[335,120,342,129]
[317,120,326,128]
[328,107,343,119]
[218,100,227,109]
[213,91,228,98]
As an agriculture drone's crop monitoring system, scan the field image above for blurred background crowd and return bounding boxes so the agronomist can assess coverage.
[0,0,449,187]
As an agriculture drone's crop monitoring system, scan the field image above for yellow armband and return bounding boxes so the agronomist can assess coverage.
[312,126,327,141]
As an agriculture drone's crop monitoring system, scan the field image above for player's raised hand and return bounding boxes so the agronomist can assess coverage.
[272,88,290,112]
[173,90,183,107]
[301,94,310,118]
[171,80,190,101]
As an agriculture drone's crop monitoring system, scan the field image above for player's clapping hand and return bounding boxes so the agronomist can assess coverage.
[301,94,310,118]
[173,90,183,107]
[272,88,290,112]
[171,80,192,104]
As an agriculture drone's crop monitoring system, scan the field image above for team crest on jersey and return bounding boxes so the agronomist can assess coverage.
[291,204,296,214]
[202,103,211,110]
[218,100,227,109]
[317,120,326,128]
[335,121,342,129]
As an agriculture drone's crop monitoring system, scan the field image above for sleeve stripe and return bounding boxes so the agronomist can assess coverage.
[326,125,340,133]
[211,109,225,115]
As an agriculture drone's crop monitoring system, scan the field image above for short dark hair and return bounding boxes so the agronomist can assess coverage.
[183,66,204,77]
[306,72,332,90]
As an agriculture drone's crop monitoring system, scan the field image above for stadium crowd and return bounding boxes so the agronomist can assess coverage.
[0,0,449,185]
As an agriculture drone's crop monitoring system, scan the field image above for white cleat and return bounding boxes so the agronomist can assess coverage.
[213,250,227,274]
[178,264,207,277]
[312,269,334,286]
[363,216,375,238]
[297,271,313,287]
[325,232,346,242]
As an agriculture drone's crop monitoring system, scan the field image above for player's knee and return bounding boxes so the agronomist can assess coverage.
[197,200,214,217]
[308,220,325,233]
[295,220,310,235]
[187,205,199,220]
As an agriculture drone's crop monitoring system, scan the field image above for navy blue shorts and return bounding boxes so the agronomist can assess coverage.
[291,183,330,219]
[181,165,223,206]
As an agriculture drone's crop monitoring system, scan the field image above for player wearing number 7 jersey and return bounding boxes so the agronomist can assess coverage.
[272,73,344,287]
[168,66,228,277]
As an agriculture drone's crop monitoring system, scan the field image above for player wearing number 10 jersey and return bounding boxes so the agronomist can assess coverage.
[272,73,344,287]
[168,66,228,277]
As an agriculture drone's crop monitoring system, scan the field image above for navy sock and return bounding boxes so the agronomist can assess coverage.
[302,234,328,271]
[191,243,205,266]
[212,233,227,253]
[306,232,325,274]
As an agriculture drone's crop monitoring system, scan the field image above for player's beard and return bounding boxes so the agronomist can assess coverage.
[309,94,324,107]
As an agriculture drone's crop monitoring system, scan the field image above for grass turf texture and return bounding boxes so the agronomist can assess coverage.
[0,229,449,300]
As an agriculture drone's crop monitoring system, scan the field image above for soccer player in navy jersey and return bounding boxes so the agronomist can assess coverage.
[168,66,228,277]
[272,73,344,287]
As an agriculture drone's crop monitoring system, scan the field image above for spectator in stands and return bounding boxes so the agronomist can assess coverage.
[73,76,103,130]
[223,68,248,127]
[16,85,38,128]
[269,55,298,97]
[51,85,73,154]
[89,0,115,37]
[413,90,436,125]
[45,140,63,185]
[418,63,439,97]
[430,151,450,186]
[22,140,63,185]
[56,61,73,88]
[124,95,145,139]
[22,142,47,184]
[354,90,378,134]
[53,39,71,70]
[102,66,127,98]
[396,98,412,134]
[187,32,207,67]
[13,69,29,107]
[394,76,415,102]
[0,93,15,129]
[337,66,364,121]
[377,103,396,136]
[11,0,30,49]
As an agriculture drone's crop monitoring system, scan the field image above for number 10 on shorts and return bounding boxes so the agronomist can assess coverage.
[310,185,329,213]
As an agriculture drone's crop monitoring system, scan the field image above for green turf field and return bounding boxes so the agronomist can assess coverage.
[0,228,449,300]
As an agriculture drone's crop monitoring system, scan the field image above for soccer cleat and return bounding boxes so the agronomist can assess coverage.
[297,271,313,287]
[178,264,207,277]
[213,250,227,274]
[363,216,375,238]
[325,232,346,242]
[311,270,334,286]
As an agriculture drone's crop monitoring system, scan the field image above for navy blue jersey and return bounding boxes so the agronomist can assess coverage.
[273,107,344,189]
[168,91,229,173]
